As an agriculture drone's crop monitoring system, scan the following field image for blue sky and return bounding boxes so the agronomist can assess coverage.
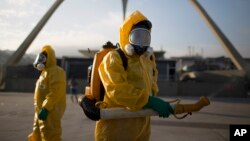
[0,0,249,58]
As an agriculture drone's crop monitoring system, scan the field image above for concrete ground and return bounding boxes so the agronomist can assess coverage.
[0,92,250,141]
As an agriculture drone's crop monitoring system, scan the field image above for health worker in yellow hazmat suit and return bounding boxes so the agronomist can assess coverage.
[95,10,173,141]
[28,45,66,141]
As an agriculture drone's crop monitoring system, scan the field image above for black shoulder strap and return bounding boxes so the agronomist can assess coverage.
[116,48,128,71]
[99,43,127,101]
[99,47,127,101]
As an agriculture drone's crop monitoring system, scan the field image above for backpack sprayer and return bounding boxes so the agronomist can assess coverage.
[79,41,210,121]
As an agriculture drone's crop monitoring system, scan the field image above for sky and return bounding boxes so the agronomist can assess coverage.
[0,0,250,58]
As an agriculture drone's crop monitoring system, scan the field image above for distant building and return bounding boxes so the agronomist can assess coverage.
[78,49,166,60]
[171,56,236,73]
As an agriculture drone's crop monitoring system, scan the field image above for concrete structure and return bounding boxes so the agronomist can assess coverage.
[190,0,249,72]
[189,0,250,89]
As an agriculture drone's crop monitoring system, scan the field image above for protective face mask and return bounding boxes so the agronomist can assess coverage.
[129,28,151,47]
[128,28,151,56]
[33,52,47,71]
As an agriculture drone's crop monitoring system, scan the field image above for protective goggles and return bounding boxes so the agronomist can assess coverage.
[33,52,47,66]
[129,28,151,47]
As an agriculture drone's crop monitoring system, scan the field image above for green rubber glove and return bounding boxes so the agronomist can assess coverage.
[144,96,174,118]
[38,108,49,121]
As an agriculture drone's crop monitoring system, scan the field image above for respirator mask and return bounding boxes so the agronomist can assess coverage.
[128,28,151,56]
[33,52,47,71]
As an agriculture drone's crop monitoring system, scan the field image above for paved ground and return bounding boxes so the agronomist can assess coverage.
[0,92,250,141]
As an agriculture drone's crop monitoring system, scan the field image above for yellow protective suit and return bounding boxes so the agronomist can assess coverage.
[95,10,159,141]
[28,45,66,141]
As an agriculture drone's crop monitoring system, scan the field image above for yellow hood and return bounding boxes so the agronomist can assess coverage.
[41,45,57,68]
[119,10,149,51]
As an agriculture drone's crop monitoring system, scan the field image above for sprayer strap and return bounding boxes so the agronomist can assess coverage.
[116,48,128,71]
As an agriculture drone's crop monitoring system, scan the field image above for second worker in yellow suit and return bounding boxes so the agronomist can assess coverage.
[28,45,66,141]
[95,10,173,141]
